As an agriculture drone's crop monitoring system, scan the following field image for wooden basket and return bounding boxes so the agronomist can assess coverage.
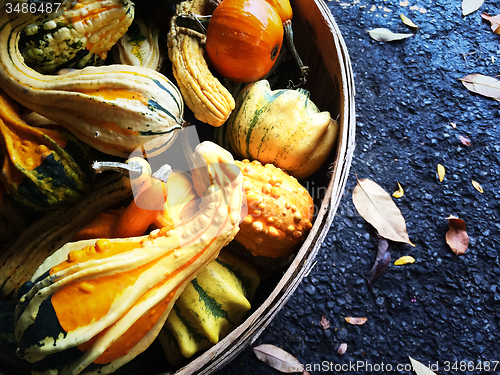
[0,1,354,374]
[174,0,356,373]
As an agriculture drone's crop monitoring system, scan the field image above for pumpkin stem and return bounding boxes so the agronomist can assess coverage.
[283,20,309,84]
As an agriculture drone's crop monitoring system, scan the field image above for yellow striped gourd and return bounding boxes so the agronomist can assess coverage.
[0,1,184,158]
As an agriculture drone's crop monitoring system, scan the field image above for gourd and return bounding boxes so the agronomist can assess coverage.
[167,0,235,127]
[0,89,93,211]
[18,0,134,74]
[0,182,37,244]
[0,5,184,158]
[73,167,198,240]
[227,80,339,179]
[14,141,245,375]
[0,173,132,301]
[235,159,314,258]
[158,250,260,366]
[113,16,163,71]
[205,0,284,83]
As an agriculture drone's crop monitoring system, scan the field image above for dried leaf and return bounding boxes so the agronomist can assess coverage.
[409,356,437,375]
[368,28,414,42]
[437,164,445,182]
[320,315,330,330]
[367,235,391,287]
[392,182,404,198]
[394,255,415,265]
[481,13,500,34]
[462,0,484,16]
[460,74,500,102]
[459,135,471,146]
[337,343,348,355]
[352,178,414,246]
[446,216,469,256]
[345,317,368,325]
[253,344,304,373]
[472,180,484,193]
[401,14,419,28]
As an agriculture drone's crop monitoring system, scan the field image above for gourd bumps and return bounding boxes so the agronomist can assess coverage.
[235,159,314,258]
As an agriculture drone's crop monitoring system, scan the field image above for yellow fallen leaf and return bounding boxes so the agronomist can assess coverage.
[472,180,484,193]
[437,164,445,182]
[345,317,367,325]
[400,14,419,28]
[394,255,415,265]
[392,182,404,198]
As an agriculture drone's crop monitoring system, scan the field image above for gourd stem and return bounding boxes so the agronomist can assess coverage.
[175,14,211,35]
[92,161,172,184]
[284,20,309,82]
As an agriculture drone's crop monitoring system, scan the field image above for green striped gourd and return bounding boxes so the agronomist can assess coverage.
[158,250,260,367]
[0,2,184,158]
[0,89,93,211]
[226,80,338,179]
[17,0,134,74]
[14,141,245,375]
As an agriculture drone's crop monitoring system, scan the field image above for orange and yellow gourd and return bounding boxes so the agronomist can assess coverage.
[235,159,314,258]
[14,141,246,375]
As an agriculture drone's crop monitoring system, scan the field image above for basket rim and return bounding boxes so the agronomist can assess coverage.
[174,0,356,373]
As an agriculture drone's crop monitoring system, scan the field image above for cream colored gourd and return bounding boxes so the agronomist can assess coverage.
[14,141,245,375]
[0,4,184,157]
[227,80,339,179]
[113,16,163,70]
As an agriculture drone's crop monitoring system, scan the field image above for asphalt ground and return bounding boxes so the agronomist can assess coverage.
[217,0,500,374]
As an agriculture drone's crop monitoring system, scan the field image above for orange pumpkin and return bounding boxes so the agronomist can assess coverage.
[206,0,284,82]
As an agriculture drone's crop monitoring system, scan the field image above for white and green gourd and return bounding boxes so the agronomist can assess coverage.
[0,0,185,158]
[112,16,163,70]
[226,80,339,179]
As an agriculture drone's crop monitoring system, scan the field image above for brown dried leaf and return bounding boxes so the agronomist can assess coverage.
[367,235,391,287]
[253,344,304,373]
[460,74,500,102]
[345,317,368,325]
[409,357,438,375]
[368,28,414,42]
[320,315,330,330]
[352,178,414,246]
[459,135,471,146]
[337,343,348,355]
[446,216,469,256]
[481,13,500,34]
[462,0,484,16]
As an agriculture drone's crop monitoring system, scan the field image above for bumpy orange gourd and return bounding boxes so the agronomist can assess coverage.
[235,159,314,258]
[206,0,283,82]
